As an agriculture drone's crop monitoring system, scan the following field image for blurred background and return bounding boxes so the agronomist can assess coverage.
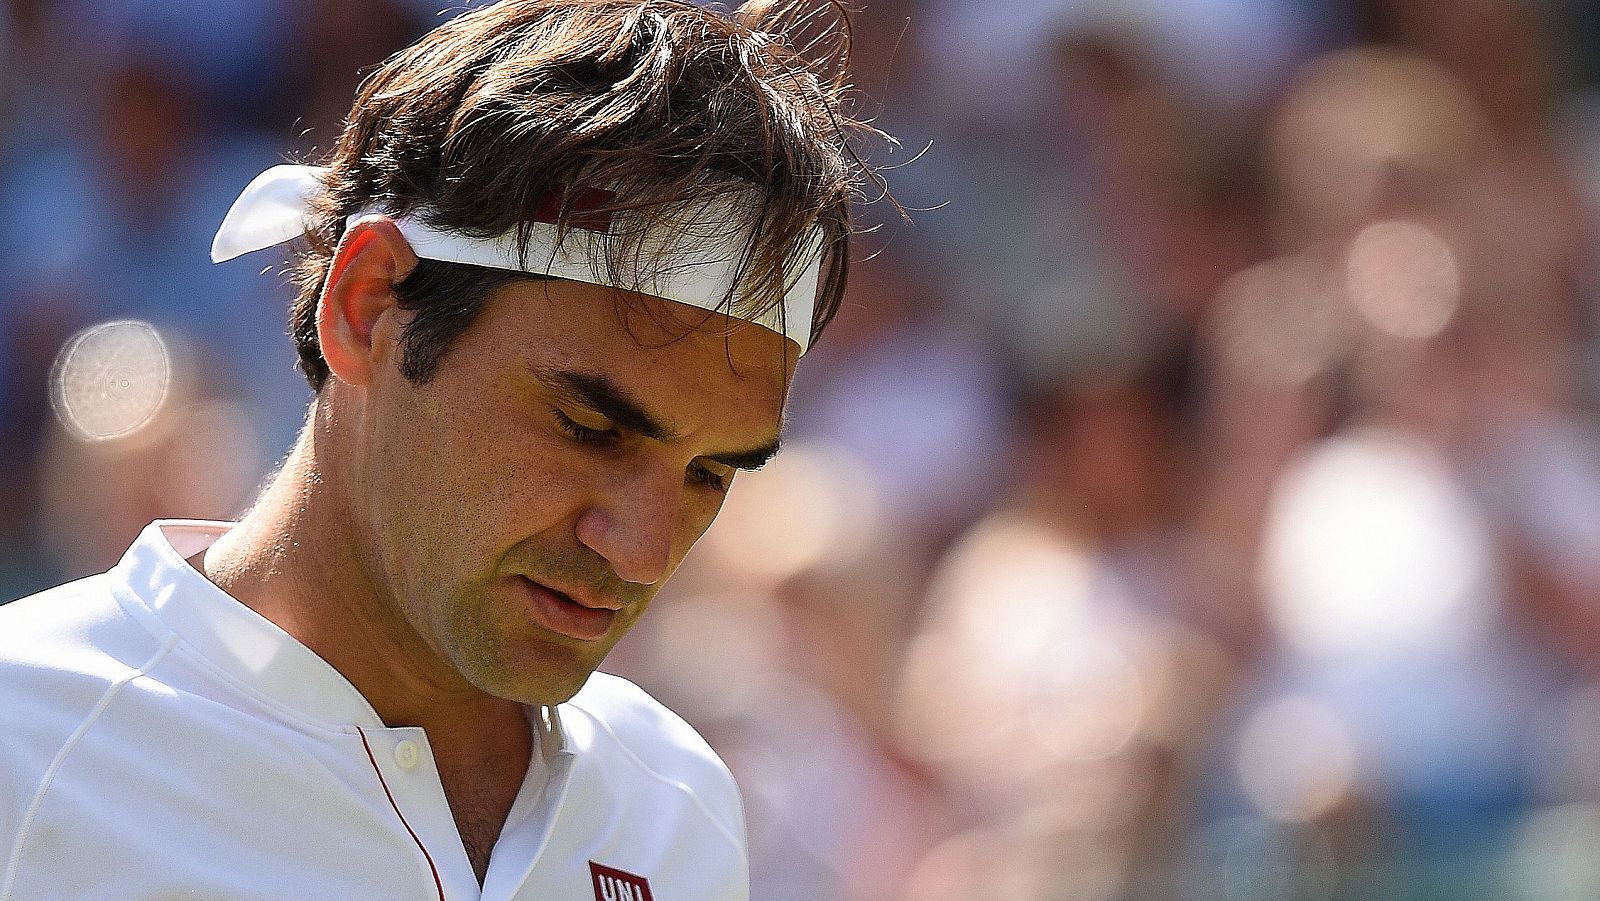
[7,0,1600,897]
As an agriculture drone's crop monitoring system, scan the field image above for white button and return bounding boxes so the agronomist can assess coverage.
[394,740,421,769]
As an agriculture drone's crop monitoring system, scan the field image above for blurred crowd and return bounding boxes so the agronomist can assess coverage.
[6,0,1600,898]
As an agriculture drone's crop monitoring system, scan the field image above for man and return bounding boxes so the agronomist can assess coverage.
[0,1,875,898]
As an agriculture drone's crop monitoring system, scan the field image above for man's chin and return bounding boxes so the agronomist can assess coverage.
[442,616,612,706]
[460,655,599,708]
[502,678,593,708]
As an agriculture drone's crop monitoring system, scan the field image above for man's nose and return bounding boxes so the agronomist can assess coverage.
[574,463,681,586]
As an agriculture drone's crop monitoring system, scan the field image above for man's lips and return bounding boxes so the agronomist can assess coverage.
[515,576,617,642]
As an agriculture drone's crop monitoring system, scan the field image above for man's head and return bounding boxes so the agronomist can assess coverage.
[236,0,877,705]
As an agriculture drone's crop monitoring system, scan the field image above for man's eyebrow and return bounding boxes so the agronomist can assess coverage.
[534,365,677,441]
[530,364,782,470]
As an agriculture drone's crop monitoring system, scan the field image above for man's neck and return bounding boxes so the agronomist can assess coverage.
[190,406,534,884]
[192,403,528,741]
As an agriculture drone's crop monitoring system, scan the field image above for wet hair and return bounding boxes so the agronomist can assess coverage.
[290,0,879,390]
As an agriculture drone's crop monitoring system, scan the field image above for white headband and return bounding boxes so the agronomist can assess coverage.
[211,164,821,352]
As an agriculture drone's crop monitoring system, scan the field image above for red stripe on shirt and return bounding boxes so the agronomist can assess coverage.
[358,727,446,901]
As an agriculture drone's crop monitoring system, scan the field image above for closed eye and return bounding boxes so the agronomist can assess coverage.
[556,408,731,492]
[688,463,730,493]
[552,408,619,445]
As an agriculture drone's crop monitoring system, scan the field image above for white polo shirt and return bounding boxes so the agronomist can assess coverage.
[0,520,748,900]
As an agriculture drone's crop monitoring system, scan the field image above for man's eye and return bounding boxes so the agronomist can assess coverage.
[688,464,730,493]
[552,409,618,445]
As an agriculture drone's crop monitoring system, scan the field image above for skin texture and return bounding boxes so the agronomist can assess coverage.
[351,242,794,707]
[194,217,795,880]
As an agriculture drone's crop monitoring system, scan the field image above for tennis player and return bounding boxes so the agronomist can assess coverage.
[0,1,874,897]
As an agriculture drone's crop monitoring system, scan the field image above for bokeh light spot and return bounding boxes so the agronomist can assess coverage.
[1236,695,1356,823]
[49,319,172,442]
[1344,219,1460,339]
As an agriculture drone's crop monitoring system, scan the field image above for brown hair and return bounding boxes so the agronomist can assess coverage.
[290,0,879,390]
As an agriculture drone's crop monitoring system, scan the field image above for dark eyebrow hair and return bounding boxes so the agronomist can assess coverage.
[531,365,782,470]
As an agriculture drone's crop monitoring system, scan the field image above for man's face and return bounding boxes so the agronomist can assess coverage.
[351,277,794,705]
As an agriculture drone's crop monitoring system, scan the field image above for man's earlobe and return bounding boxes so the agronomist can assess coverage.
[317,217,420,388]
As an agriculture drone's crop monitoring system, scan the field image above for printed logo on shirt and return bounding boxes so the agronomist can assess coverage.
[589,861,655,901]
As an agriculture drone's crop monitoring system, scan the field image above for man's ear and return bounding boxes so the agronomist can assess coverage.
[317,216,421,388]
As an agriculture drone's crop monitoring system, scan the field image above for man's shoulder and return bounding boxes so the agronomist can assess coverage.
[564,672,744,833]
[0,574,166,718]
[0,573,153,670]
[0,575,169,823]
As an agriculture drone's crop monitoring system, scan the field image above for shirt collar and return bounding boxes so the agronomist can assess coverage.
[109,519,568,752]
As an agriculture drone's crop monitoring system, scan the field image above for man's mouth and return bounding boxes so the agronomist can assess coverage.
[515,576,618,642]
